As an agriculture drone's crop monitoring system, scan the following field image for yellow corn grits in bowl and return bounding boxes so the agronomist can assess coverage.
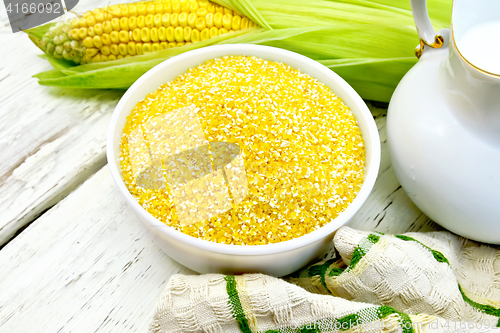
[120,55,365,245]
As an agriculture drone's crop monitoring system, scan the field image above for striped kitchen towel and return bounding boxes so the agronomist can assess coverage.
[149,227,500,332]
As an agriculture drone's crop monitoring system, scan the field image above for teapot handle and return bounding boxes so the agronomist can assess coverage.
[410,0,444,57]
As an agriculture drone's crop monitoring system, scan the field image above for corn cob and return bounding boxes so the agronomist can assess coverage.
[28,0,451,102]
[40,0,257,64]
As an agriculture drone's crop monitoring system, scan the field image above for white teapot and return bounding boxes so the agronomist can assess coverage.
[387,0,500,243]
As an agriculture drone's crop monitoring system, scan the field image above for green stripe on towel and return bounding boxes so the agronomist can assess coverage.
[225,275,252,333]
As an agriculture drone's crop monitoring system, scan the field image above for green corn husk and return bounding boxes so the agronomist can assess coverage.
[27,0,452,102]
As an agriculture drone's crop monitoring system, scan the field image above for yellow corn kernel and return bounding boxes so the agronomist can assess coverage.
[178,12,188,27]
[166,26,175,42]
[127,41,136,55]
[80,54,91,64]
[219,27,228,35]
[196,8,207,17]
[222,14,232,30]
[223,8,232,15]
[185,41,191,45]
[143,42,152,53]
[171,13,179,26]
[215,4,224,13]
[94,23,103,35]
[95,12,105,23]
[160,42,168,50]
[188,13,197,28]
[155,3,164,14]
[70,29,79,40]
[207,3,215,13]
[111,5,121,17]
[199,0,209,9]
[78,28,88,39]
[101,45,111,55]
[195,17,206,30]
[120,17,129,30]
[120,4,129,17]
[146,3,155,15]
[137,4,147,15]
[135,43,143,55]
[145,14,154,28]
[232,15,241,30]
[110,31,120,44]
[86,16,96,27]
[129,4,137,17]
[150,27,159,42]
[83,37,94,48]
[168,42,176,48]
[93,35,103,48]
[209,26,218,38]
[71,19,79,28]
[111,18,120,31]
[87,27,96,37]
[189,1,198,13]
[119,30,129,43]
[101,33,111,45]
[241,17,249,29]
[158,26,167,41]
[163,2,172,13]
[119,43,128,55]
[129,17,137,30]
[85,48,98,57]
[78,17,87,28]
[214,12,222,28]
[132,28,141,42]
[172,1,181,13]
[108,54,117,60]
[117,55,124,60]
[162,13,171,27]
[176,42,185,47]
[200,28,210,40]
[181,1,190,13]
[140,28,151,42]
[174,26,184,42]
[92,53,101,62]
[152,42,160,51]
[154,14,162,27]
[137,16,145,28]
[206,12,219,30]
[101,54,108,61]
[191,28,200,42]
[183,26,192,41]
[103,21,113,33]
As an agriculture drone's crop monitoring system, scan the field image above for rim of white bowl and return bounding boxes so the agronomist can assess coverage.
[107,44,381,256]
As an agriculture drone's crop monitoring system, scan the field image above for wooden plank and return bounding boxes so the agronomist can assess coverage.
[0,0,131,246]
[0,166,194,333]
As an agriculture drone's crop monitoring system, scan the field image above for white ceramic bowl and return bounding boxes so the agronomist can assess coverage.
[107,44,381,276]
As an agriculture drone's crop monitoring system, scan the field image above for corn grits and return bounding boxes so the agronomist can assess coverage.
[120,55,365,245]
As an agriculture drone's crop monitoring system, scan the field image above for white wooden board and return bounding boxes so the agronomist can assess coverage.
[0,166,194,333]
[0,0,137,246]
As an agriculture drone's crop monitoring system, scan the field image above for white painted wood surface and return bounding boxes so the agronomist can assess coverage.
[0,0,135,246]
[0,109,439,332]
[0,166,194,333]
